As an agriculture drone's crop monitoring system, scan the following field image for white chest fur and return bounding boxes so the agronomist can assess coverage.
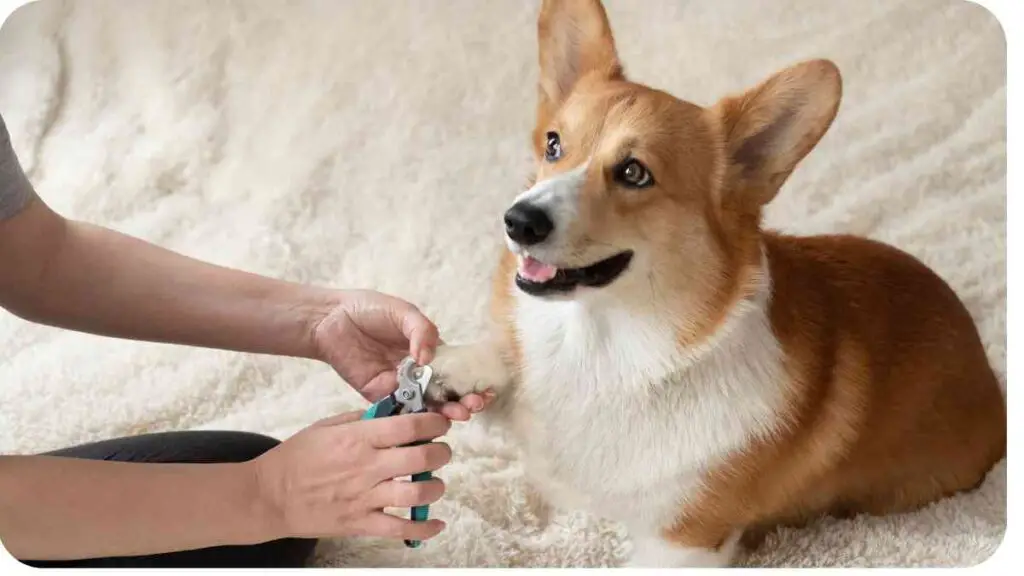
[508,272,790,535]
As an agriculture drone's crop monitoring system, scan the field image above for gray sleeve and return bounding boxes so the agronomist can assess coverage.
[1,112,38,221]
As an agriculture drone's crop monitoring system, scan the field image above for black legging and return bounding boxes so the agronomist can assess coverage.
[19,431,319,568]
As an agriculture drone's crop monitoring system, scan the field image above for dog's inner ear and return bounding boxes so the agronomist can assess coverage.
[537,0,623,119]
[713,59,842,209]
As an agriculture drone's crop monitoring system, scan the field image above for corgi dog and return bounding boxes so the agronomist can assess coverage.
[427,0,1006,567]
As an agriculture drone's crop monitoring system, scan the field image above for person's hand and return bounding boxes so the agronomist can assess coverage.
[313,289,492,420]
[249,411,453,542]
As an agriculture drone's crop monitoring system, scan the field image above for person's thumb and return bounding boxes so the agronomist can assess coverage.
[391,303,440,365]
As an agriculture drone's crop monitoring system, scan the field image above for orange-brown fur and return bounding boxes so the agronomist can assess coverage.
[663,233,1006,551]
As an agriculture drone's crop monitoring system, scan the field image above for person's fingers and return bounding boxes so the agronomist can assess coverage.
[478,390,498,410]
[459,394,485,413]
[312,411,364,428]
[368,478,446,509]
[428,391,495,419]
[358,371,398,403]
[435,402,471,421]
[390,304,440,366]
[387,348,412,365]
[360,412,452,448]
[373,441,453,480]
[359,512,446,542]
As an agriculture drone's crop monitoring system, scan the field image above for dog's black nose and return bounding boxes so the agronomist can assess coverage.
[504,203,554,246]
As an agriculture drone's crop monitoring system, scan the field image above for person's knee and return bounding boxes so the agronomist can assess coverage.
[21,537,320,568]
[272,537,320,568]
[46,430,282,464]
[196,431,281,463]
[221,431,281,458]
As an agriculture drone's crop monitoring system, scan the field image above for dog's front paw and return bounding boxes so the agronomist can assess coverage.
[627,532,740,568]
[425,344,509,404]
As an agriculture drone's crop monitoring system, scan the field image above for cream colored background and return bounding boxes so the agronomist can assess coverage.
[0,0,1006,567]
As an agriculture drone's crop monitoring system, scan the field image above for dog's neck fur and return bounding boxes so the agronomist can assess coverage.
[507,246,790,532]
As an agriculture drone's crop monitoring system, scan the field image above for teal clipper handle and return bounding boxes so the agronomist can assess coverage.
[406,467,432,548]
[360,401,389,421]
[360,383,433,549]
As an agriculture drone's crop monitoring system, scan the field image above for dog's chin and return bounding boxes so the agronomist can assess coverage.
[514,251,634,298]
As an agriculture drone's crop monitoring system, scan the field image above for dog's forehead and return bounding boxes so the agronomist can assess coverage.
[559,83,644,139]
[558,83,706,163]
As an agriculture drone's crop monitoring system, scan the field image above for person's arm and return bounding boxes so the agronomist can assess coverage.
[0,412,452,561]
[0,455,271,560]
[0,197,336,359]
[0,113,481,416]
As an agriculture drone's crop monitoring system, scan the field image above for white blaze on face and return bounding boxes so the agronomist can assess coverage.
[508,161,590,279]
[513,160,590,215]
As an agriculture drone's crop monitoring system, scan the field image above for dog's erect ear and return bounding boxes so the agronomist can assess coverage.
[536,0,623,120]
[713,59,842,208]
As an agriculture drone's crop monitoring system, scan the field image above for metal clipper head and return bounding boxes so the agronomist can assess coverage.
[395,356,433,414]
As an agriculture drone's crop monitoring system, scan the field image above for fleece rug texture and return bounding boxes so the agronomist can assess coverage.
[0,0,1006,568]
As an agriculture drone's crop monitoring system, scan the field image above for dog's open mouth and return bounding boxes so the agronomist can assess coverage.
[515,251,634,296]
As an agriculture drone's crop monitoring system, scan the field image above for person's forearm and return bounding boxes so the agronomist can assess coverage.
[0,455,276,561]
[0,202,337,358]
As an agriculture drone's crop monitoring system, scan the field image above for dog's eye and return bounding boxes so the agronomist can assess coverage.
[544,132,562,162]
[616,159,653,188]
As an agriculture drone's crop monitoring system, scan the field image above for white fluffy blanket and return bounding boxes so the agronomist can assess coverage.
[0,0,1005,567]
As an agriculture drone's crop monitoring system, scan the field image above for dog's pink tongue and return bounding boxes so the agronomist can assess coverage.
[519,256,558,282]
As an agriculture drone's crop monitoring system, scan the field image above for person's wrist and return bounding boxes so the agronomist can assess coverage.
[234,458,289,544]
[279,285,344,362]
[307,288,365,364]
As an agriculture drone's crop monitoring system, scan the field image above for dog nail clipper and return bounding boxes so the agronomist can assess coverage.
[360,356,435,548]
